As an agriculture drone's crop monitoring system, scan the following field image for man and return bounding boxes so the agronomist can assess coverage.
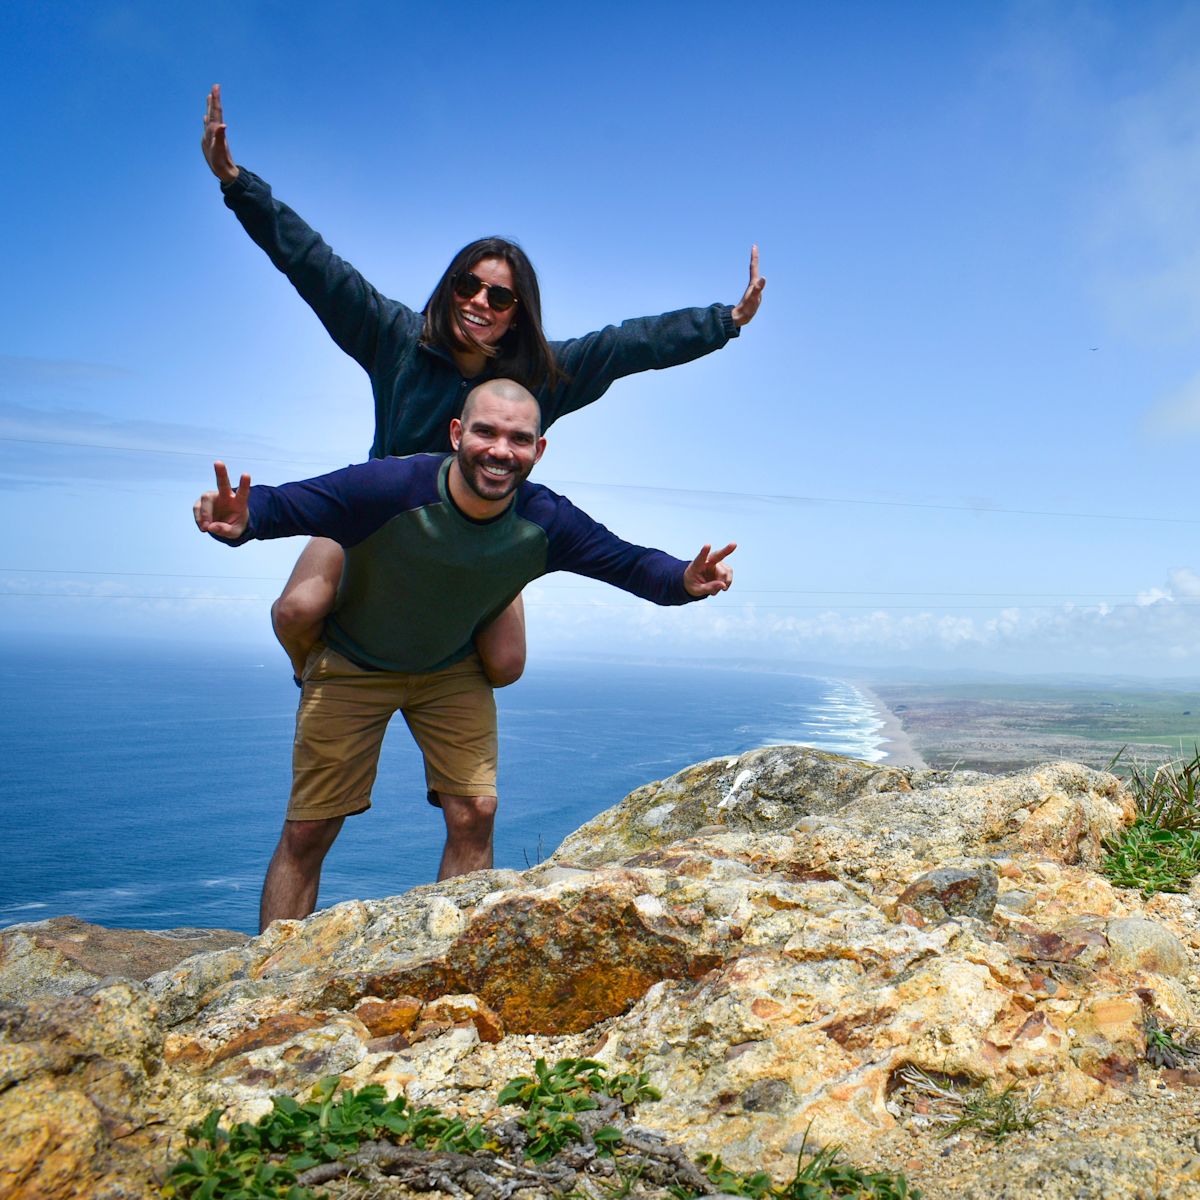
[195,379,734,931]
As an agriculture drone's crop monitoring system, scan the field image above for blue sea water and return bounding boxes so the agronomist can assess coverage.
[0,642,886,934]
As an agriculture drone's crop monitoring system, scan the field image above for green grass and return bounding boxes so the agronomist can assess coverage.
[692,1141,920,1199]
[1101,748,1200,896]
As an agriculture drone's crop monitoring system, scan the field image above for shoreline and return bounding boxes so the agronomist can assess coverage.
[852,682,929,770]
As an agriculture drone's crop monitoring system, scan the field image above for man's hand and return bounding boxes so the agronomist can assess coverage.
[194,461,251,539]
[731,246,765,327]
[202,84,239,183]
[683,542,736,597]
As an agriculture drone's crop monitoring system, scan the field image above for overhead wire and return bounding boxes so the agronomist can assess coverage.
[3,434,1195,613]
[2,434,1196,524]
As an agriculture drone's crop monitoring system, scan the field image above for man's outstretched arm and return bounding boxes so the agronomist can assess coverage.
[201,84,239,183]
[193,456,434,548]
[194,461,251,540]
[541,494,736,605]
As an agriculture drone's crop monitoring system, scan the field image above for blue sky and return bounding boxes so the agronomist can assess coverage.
[5,0,1200,675]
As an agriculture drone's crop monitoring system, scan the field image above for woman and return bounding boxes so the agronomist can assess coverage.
[201,85,765,686]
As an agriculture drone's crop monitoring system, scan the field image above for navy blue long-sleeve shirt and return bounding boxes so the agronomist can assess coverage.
[220,170,739,460]
[222,455,697,673]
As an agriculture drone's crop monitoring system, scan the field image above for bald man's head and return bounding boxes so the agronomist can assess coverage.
[460,379,542,434]
[449,379,547,508]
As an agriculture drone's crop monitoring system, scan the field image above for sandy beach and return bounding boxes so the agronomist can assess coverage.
[855,683,928,769]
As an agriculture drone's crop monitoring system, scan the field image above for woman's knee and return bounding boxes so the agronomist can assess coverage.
[274,540,344,634]
[475,596,528,687]
[481,644,527,688]
[272,582,334,635]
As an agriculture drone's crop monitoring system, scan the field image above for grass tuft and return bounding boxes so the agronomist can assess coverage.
[1101,747,1200,896]
[895,1066,1040,1142]
[693,1131,919,1199]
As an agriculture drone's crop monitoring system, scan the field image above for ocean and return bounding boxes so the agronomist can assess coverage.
[0,642,887,935]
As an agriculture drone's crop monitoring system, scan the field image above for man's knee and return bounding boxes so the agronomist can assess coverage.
[278,817,343,862]
[439,794,497,840]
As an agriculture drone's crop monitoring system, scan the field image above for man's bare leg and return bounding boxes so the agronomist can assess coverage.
[436,794,498,880]
[271,538,344,679]
[474,593,526,687]
[259,815,345,932]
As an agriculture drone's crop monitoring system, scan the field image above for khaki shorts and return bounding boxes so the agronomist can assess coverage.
[287,645,497,822]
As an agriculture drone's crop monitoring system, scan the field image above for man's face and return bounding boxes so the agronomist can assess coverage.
[453,256,519,350]
[451,391,545,504]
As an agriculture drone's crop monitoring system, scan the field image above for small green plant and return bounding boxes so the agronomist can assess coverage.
[496,1056,657,1162]
[1101,820,1200,895]
[895,1066,1039,1143]
[1144,1013,1200,1069]
[164,1060,917,1200]
[163,1077,489,1199]
[1101,748,1200,896]
[694,1138,920,1199]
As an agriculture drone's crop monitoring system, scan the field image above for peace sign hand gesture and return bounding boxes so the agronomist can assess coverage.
[194,461,251,540]
[683,542,736,597]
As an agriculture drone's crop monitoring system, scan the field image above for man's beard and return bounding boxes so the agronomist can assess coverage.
[456,446,530,502]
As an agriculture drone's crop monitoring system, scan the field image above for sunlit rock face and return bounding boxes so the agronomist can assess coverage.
[2,747,1198,1200]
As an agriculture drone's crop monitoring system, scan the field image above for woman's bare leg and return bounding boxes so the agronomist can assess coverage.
[271,537,344,679]
[474,593,526,687]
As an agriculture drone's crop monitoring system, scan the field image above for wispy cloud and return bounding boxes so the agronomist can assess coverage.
[0,400,338,484]
[1143,369,1200,435]
[1093,63,1200,346]
[0,355,135,390]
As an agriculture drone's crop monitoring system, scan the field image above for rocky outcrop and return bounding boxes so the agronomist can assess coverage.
[2,747,1198,1199]
[0,916,248,1003]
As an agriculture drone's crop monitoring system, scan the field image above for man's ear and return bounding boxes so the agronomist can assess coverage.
[533,435,547,466]
[449,418,463,450]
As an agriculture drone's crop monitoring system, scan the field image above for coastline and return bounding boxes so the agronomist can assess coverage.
[853,683,929,770]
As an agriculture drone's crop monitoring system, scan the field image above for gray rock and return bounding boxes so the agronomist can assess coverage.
[1106,916,1190,978]
[897,863,999,922]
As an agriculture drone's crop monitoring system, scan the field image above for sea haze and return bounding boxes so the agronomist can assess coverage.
[0,641,885,934]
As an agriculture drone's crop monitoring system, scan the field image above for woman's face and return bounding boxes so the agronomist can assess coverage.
[453,256,519,349]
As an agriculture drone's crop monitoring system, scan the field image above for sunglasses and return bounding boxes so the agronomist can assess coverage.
[452,270,518,313]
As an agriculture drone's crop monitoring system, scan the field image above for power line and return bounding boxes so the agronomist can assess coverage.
[1,591,1195,611]
[541,479,1200,525]
[0,568,1170,599]
[0,436,334,467]
[2,434,1197,525]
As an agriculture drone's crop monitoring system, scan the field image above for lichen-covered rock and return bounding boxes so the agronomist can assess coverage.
[1106,916,1190,978]
[0,749,1195,1199]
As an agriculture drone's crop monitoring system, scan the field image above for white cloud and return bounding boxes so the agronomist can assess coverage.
[527,568,1200,676]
